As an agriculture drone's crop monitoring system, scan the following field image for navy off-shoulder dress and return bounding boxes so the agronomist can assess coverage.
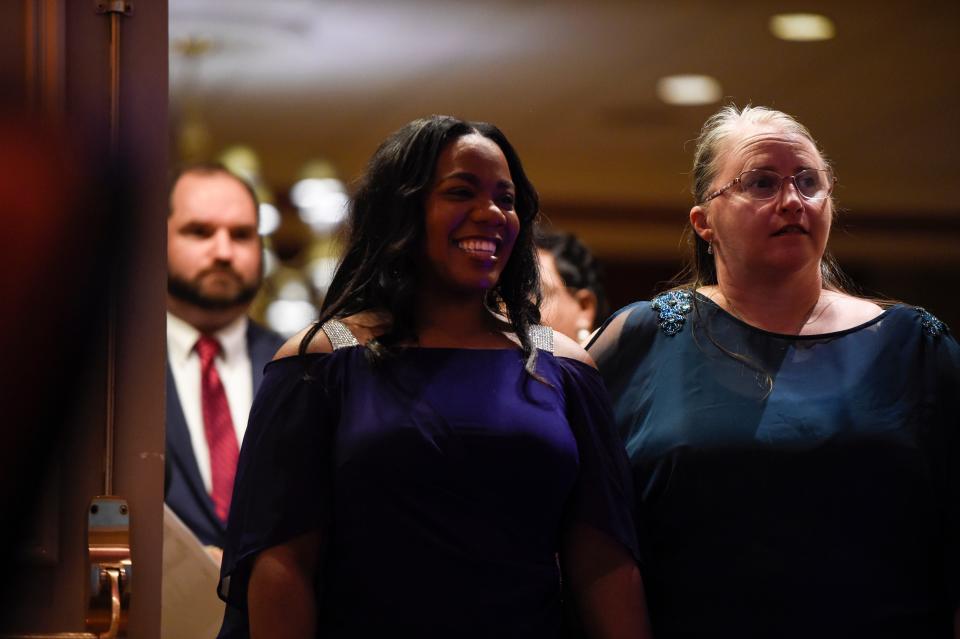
[217,322,637,638]
[589,291,959,639]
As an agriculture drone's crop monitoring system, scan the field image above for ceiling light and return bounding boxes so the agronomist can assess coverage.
[277,280,311,301]
[291,177,350,231]
[258,202,281,236]
[769,13,835,41]
[266,300,317,337]
[309,257,339,296]
[656,75,722,106]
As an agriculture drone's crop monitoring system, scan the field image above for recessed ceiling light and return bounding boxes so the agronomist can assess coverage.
[656,74,722,106]
[769,13,835,41]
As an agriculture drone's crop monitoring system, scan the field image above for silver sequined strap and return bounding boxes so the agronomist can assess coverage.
[528,324,554,353]
[321,319,360,350]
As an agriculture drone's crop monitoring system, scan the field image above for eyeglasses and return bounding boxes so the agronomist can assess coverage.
[702,168,836,204]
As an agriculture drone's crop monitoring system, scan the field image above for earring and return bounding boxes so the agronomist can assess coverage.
[576,327,591,343]
[707,241,713,255]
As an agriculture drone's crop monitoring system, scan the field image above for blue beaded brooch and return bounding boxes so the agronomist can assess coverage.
[651,290,693,336]
[916,307,947,337]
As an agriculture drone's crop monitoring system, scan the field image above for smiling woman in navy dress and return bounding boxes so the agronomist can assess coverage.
[588,105,959,638]
[215,115,651,638]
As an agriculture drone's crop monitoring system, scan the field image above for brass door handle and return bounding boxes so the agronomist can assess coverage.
[86,497,130,638]
[2,497,130,639]
[98,568,120,639]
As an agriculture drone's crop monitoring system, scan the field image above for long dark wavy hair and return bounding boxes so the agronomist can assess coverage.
[299,115,543,373]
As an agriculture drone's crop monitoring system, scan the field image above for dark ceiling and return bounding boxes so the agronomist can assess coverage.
[170,0,960,321]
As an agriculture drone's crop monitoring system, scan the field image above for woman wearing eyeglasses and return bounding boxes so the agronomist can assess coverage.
[588,104,959,638]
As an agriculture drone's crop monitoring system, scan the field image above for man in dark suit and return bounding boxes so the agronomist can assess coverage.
[165,164,284,557]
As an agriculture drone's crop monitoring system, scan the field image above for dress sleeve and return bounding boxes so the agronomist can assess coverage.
[217,354,341,609]
[586,302,659,400]
[556,356,641,563]
[586,303,640,371]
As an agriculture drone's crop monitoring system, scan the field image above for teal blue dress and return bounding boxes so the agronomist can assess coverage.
[588,291,959,638]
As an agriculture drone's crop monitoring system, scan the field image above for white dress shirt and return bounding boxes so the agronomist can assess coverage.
[167,312,254,493]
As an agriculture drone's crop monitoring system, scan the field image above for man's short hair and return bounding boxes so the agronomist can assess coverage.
[168,162,260,222]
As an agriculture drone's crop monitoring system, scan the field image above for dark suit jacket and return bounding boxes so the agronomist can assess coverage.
[165,319,285,548]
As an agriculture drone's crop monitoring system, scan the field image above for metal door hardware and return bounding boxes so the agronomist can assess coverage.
[93,1,132,16]
[86,497,131,638]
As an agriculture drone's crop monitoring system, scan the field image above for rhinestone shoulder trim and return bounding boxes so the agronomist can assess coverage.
[529,324,554,353]
[916,307,947,337]
[651,290,693,336]
[321,319,360,349]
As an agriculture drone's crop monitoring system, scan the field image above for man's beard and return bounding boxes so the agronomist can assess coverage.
[168,267,261,310]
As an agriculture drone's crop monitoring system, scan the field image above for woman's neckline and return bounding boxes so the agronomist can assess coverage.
[692,290,901,340]
[267,346,600,370]
[272,344,525,360]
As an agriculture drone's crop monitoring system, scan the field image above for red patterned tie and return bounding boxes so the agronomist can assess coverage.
[195,335,239,524]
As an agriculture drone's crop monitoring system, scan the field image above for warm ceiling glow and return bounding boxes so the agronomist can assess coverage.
[769,13,835,41]
[291,177,349,231]
[266,300,318,338]
[656,74,722,106]
[258,203,281,236]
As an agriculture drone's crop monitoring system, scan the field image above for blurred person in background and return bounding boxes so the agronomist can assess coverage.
[217,115,650,638]
[165,164,283,559]
[588,104,959,638]
[536,229,608,345]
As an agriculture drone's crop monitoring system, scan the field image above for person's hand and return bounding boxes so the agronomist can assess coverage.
[204,545,224,566]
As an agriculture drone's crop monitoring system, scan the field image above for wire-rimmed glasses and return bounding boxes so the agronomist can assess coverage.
[702,168,836,204]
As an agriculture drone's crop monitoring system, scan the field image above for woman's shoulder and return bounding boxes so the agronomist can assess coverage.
[273,325,331,360]
[591,291,690,346]
[585,295,680,378]
[818,290,885,332]
[910,305,951,338]
[882,299,952,339]
[273,312,390,360]
[811,293,957,348]
[551,329,596,368]
[820,291,951,339]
